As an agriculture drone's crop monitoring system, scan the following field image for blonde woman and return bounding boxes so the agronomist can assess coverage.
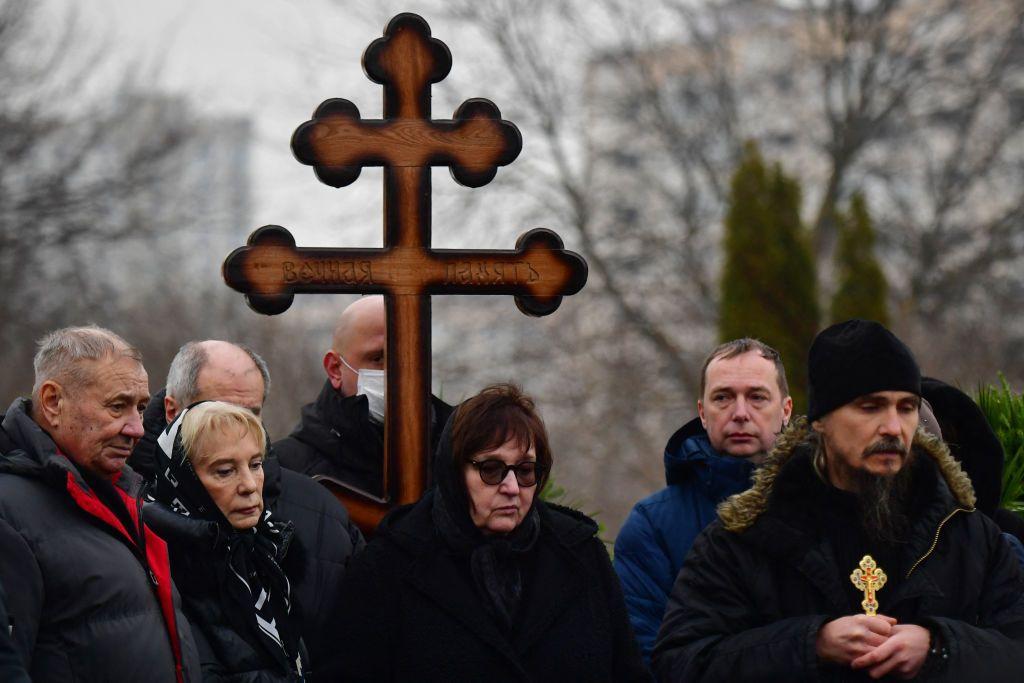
[144,401,306,682]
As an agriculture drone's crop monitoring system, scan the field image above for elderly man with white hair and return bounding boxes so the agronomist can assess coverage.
[0,325,199,682]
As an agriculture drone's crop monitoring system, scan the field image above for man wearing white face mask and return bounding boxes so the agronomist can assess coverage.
[275,295,453,498]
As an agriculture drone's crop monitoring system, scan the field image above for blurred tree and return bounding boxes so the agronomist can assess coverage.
[0,0,192,397]
[329,0,1024,534]
[719,142,818,410]
[0,0,327,442]
[830,193,889,326]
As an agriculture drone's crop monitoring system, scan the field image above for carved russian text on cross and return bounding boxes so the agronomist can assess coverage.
[282,260,375,285]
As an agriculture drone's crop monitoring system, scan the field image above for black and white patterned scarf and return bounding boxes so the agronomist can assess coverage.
[150,404,304,675]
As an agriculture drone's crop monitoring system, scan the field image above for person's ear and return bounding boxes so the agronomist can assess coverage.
[165,394,180,423]
[781,396,793,427]
[697,400,707,428]
[811,417,824,432]
[323,350,344,390]
[37,381,64,428]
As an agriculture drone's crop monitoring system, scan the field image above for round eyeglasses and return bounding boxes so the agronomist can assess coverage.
[470,459,543,487]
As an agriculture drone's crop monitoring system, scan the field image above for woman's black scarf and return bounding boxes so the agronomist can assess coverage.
[430,414,541,633]
[148,403,303,675]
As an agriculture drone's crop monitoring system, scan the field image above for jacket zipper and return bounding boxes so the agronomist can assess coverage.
[905,507,969,578]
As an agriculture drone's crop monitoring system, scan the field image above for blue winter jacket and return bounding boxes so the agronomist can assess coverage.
[613,418,755,665]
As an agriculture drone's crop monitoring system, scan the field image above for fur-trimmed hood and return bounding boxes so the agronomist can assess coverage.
[718,417,977,532]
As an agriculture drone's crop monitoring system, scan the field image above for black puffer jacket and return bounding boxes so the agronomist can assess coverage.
[274,380,453,497]
[130,388,366,682]
[0,579,30,683]
[653,420,1024,682]
[0,399,200,683]
[143,504,307,683]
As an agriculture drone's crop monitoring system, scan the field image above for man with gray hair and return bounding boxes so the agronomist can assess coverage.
[129,339,364,682]
[0,325,199,682]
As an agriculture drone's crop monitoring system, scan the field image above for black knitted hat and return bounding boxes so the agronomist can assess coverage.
[807,319,921,422]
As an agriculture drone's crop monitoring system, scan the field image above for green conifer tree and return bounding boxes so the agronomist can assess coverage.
[830,192,889,326]
[719,142,819,412]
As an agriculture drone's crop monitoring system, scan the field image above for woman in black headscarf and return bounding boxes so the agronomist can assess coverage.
[144,401,306,682]
[332,383,648,682]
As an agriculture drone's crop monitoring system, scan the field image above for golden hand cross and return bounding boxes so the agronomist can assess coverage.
[850,555,888,616]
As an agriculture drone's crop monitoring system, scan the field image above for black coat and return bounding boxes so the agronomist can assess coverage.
[0,399,200,683]
[130,388,366,682]
[653,421,1024,682]
[0,579,30,683]
[274,380,453,497]
[331,493,649,682]
[143,504,307,683]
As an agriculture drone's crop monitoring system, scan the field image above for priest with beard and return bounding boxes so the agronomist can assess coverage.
[653,319,1024,682]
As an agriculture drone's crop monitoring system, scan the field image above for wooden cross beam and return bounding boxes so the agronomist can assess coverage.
[222,13,587,532]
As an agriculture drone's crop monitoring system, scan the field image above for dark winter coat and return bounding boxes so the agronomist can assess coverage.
[331,492,649,682]
[274,380,453,497]
[614,418,755,663]
[0,398,200,683]
[130,388,366,682]
[921,377,1024,545]
[143,504,307,683]
[0,579,30,683]
[652,420,1024,682]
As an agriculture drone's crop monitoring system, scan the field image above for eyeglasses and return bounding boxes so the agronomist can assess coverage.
[470,459,543,487]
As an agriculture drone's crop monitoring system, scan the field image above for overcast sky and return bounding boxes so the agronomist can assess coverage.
[58,0,498,247]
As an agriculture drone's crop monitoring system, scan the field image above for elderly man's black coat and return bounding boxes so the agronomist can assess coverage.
[331,493,649,682]
[653,420,1024,682]
[0,399,201,683]
[0,579,30,683]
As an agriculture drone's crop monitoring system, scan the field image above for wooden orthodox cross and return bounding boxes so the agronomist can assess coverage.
[222,13,587,532]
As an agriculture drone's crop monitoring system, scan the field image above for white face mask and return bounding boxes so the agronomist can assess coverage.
[340,355,386,424]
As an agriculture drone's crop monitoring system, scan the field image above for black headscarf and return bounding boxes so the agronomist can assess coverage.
[148,404,303,674]
[430,412,541,633]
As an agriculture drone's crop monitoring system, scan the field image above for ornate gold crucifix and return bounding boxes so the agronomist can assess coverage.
[850,555,888,616]
[222,14,587,533]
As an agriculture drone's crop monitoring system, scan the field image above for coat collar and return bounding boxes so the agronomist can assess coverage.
[380,494,596,670]
[718,417,976,533]
[664,417,755,498]
[287,380,376,451]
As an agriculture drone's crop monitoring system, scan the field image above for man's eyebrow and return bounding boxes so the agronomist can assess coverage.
[106,391,147,403]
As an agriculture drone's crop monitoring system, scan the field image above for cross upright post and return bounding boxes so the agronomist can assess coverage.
[223,13,587,532]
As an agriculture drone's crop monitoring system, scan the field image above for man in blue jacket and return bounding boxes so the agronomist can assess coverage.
[614,338,792,663]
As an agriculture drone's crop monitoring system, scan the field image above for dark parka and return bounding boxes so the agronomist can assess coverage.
[130,388,366,682]
[274,380,453,497]
[0,399,200,683]
[652,420,1024,682]
[331,493,649,682]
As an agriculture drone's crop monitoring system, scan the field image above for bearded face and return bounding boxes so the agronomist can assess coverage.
[812,391,922,542]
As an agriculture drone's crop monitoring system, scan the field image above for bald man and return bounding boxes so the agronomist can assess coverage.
[275,296,453,497]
